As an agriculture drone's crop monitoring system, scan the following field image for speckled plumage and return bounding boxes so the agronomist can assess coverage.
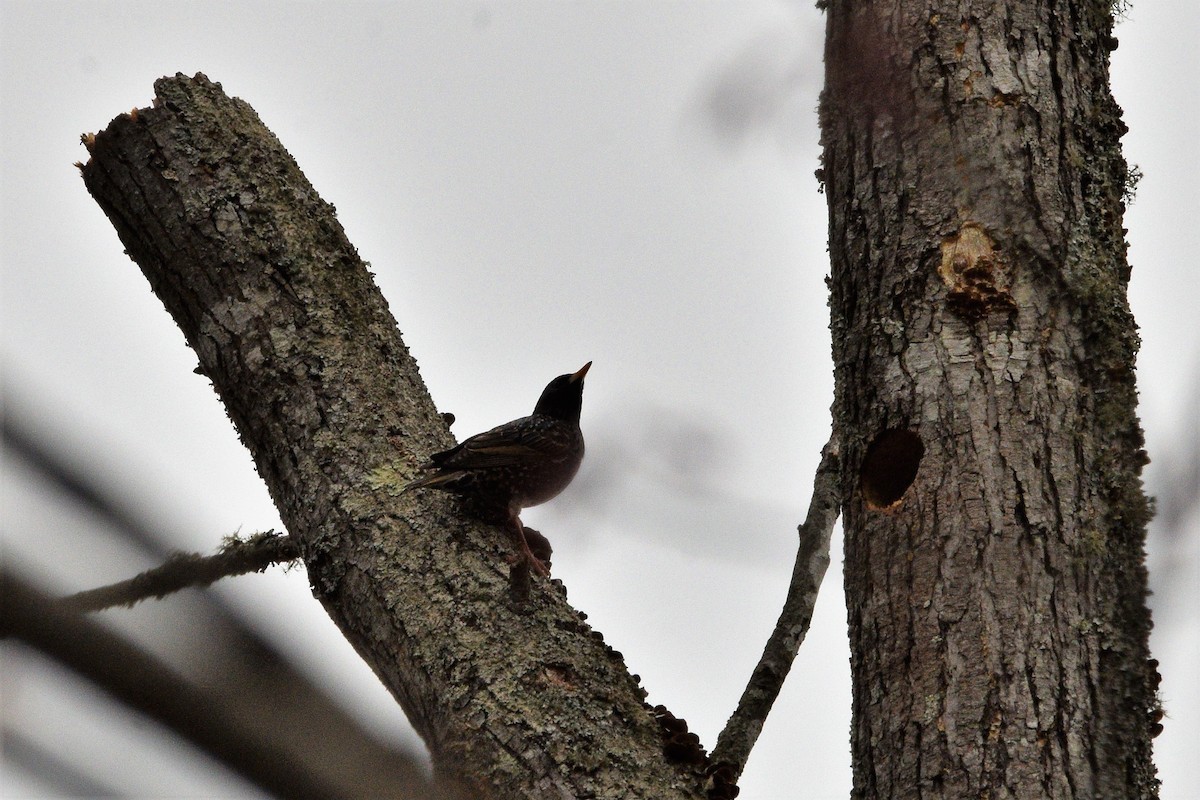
[404,362,590,575]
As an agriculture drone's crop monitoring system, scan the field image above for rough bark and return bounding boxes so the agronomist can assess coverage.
[819,1,1159,798]
[81,73,704,799]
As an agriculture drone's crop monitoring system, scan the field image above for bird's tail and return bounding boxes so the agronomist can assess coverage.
[399,470,457,493]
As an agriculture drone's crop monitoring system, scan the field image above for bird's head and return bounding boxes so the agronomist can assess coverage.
[532,362,591,421]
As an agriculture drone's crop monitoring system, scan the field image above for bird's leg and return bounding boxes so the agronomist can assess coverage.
[521,526,553,567]
[506,514,550,577]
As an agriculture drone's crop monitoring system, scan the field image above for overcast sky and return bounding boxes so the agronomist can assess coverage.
[2,2,1196,797]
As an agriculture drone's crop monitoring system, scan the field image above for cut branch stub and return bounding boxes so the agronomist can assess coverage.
[79,73,703,800]
[938,223,1016,318]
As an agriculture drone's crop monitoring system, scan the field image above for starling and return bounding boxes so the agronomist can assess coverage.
[404,362,591,575]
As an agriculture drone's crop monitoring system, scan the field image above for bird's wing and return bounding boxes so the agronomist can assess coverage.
[430,416,571,470]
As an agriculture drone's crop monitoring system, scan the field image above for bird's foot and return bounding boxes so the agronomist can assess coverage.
[505,549,550,577]
[507,518,551,577]
[521,526,553,570]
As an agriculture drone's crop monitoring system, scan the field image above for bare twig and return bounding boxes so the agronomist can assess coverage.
[60,530,299,612]
[710,437,843,780]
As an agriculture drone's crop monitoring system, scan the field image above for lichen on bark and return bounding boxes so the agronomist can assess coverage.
[81,73,706,799]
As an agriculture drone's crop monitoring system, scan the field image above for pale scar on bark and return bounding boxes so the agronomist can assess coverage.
[939,223,1017,318]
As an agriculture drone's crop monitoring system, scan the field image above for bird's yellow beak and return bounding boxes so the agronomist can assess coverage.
[570,362,592,382]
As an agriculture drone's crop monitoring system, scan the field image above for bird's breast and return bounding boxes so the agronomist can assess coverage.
[511,432,584,509]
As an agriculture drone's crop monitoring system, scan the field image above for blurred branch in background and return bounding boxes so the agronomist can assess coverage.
[1150,370,1200,543]
[1,724,123,799]
[2,571,341,800]
[2,396,435,798]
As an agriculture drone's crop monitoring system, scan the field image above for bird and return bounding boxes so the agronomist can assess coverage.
[403,362,591,576]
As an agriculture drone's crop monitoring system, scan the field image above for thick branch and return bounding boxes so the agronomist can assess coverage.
[60,531,299,612]
[79,73,701,799]
[711,437,842,778]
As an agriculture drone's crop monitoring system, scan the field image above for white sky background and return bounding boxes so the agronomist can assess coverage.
[1,2,1196,798]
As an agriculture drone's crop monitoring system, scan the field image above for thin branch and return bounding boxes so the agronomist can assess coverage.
[710,436,843,780]
[60,530,299,612]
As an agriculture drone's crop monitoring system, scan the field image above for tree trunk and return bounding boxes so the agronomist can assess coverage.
[81,73,705,800]
[820,1,1160,797]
